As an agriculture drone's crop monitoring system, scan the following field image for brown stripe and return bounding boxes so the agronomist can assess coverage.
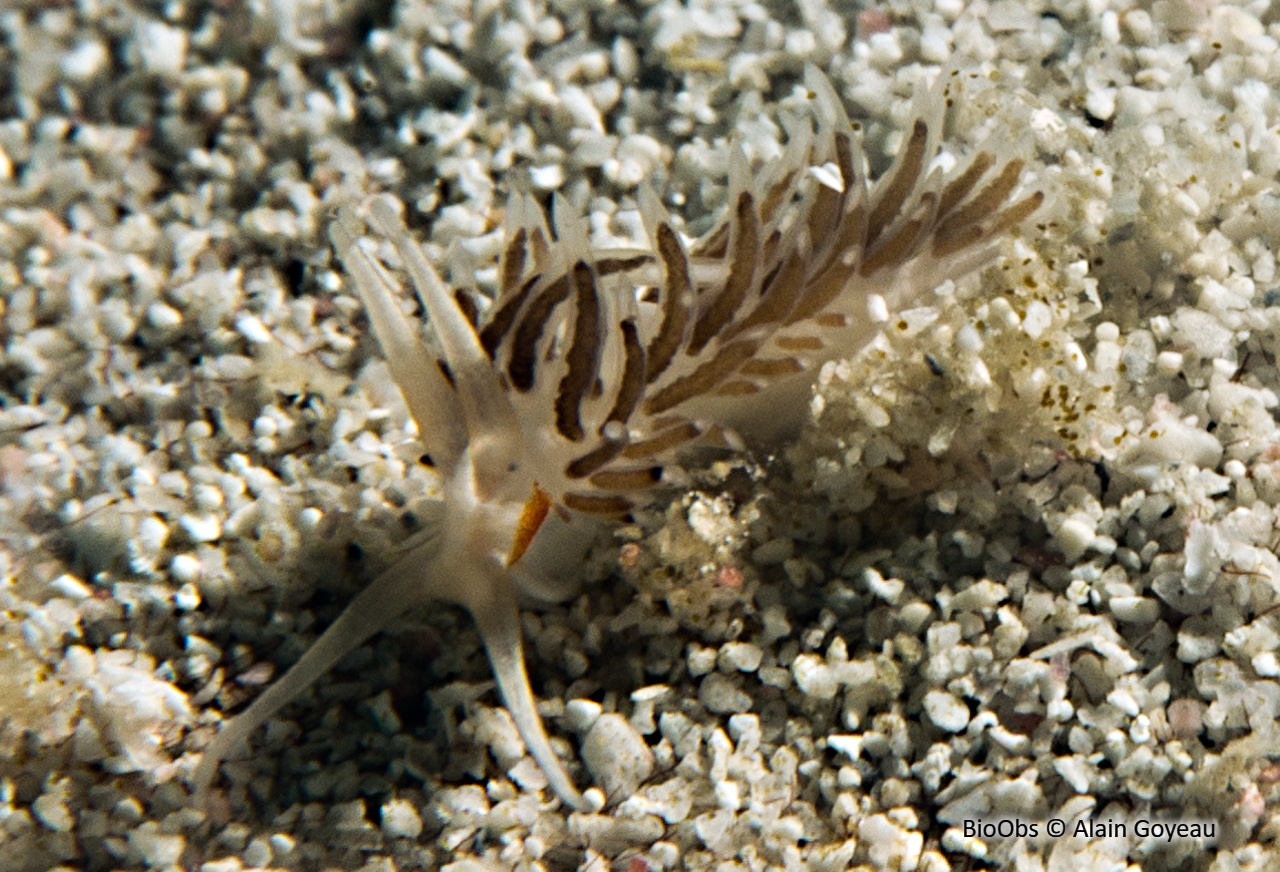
[785,251,857,325]
[860,217,925,276]
[455,290,479,328]
[831,196,869,263]
[644,339,758,415]
[760,228,782,273]
[803,134,856,252]
[690,191,759,354]
[815,312,848,328]
[563,492,633,517]
[933,159,1025,252]
[834,133,856,191]
[774,335,824,352]
[606,318,646,426]
[588,467,662,491]
[931,224,982,260]
[499,227,527,295]
[931,189,1042,259]
[554,262,602,441]
[805,171,844,251]
[713,380,760,396]
[529,225,551,271]
[759,168,799,225]
[981,190,1044,240]
[867,119,929,247]
[565,439,626,479]
[692,220,729,259]
[722,250,806,341]
[790,190,870,324]
[595,254,655,277]
[936,152,995,222]
[741,357,804,377]
[645,224,693,382]
[507,274,570,392]
[481,273,541,358]
[622,421,703,458]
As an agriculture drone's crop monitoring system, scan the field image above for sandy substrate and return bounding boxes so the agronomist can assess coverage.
[2,0,1280,869]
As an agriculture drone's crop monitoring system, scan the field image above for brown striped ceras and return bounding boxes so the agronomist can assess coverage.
[191,66,1043,810]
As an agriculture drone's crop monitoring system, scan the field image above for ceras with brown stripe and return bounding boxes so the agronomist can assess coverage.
[191,66,1043,810]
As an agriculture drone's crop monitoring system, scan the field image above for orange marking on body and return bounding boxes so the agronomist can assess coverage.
[507,484,552,567]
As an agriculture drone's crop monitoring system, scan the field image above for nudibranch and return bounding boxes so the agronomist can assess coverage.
[191,67,1042,810]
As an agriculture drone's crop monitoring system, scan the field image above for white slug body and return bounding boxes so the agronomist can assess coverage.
[191,67,1042,810]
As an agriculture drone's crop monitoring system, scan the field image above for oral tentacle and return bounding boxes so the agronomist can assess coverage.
[192,536,443,797]
[329,210,466,471]
[465,566,588,811]
[366,196,525,481]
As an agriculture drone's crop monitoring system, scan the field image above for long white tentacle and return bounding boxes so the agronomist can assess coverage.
[191,537,441,795]
[464,566,588,811]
